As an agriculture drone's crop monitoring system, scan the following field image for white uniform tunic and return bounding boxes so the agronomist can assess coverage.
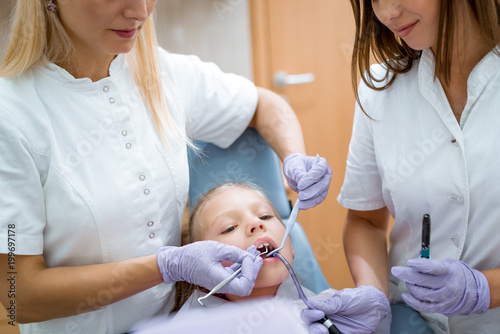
[0,48,257,333]
[338,48,500,334]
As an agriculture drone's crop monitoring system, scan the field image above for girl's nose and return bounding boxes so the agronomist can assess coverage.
[374,0,402,24]
[248,220,266,234]
[123,0,149,21]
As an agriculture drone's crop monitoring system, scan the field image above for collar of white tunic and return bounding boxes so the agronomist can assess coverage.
[418,47,500,93]
[418,47,500,129]
[38,54,126,85]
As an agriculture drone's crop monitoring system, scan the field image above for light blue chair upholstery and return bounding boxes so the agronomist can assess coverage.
[188,128,331,294]
[390,304,433,334]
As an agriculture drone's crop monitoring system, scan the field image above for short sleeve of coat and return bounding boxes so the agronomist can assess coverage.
[337,81,386,211]
[0,105,45,254]
[158,49,258,148]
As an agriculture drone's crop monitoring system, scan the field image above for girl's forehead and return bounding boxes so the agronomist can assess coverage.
[202,188,270,217]
[211,187,264,203]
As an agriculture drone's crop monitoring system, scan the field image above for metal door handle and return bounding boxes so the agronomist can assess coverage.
[273,71,315,89]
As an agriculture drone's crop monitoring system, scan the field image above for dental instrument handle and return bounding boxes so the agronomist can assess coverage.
[267,197,300,257]
[267,154,321,257]
[419,214,431,259]
[318,317,343,334]
[273,253,312,308]
[198,248,269,306]
[197,267,242,306]
[273,253,343,334]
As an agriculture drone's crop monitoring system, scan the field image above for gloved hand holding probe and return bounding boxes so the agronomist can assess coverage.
[392,258,491,316]
[300,285,391,334]
[157,242,263,296]
[283,153,332,209]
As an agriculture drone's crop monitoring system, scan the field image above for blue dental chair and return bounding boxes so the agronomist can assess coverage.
[188,127,331,294]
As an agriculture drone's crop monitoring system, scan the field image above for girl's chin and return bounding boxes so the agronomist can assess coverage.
[254,271,289,289]
[254,277,283,288]
[226,283,281,302]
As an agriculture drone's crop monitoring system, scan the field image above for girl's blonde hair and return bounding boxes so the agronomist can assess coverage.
[174,182,283,311]
[350,0,500,116]
[0,0,183,145]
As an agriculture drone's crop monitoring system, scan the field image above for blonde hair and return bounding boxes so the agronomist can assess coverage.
[0,0,184,146]
[173,182,282,311]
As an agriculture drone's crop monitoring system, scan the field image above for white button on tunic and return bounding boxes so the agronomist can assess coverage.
[338,48,500,334]
[0,48,257,333]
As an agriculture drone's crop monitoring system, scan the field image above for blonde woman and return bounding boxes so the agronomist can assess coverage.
[0,1,332,333]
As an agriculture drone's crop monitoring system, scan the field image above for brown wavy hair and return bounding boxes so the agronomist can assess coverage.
[349,0,500,116]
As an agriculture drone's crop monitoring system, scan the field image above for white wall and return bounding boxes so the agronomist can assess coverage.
[156,0,253,79]
[0,0,253,79]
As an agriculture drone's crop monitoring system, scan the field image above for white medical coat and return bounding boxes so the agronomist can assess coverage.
[0,48,257,333]
[338,48,500,333]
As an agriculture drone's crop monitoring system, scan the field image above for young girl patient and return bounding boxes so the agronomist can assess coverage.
[174,181,319,314]
[172,182,391,333]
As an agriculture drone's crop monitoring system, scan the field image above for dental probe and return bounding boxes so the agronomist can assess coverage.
[267,154,321,257]
[198,247,269,306]
[273,253,343,334]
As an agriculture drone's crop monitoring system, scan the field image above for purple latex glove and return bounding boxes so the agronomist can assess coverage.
[283,153,332,209]
[391,258,490,316]
[300,286,390,334]
[157,241,263,296]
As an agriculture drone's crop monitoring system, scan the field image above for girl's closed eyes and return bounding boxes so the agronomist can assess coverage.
[221,225,237,234]
[221,214,273,234]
